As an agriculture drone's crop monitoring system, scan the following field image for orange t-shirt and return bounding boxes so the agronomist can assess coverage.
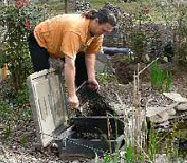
[34,14,104,60]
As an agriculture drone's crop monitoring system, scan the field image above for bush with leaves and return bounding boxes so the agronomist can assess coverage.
[159,1,187,66]
[176,5,187,66]
[0,1,48,138]
[0,0,48,94]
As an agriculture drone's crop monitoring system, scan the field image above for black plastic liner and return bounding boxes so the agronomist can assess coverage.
[56,117,124,159]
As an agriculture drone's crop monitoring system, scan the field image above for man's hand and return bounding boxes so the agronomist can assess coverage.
[87,79,100,91]
[68,95,79,108]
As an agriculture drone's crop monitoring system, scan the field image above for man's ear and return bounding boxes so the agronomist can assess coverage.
[94,18,98,25]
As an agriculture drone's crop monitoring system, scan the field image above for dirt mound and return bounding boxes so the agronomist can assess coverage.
[112,61,150,84]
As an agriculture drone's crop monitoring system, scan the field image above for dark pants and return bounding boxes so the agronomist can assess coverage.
[28,32,88,87]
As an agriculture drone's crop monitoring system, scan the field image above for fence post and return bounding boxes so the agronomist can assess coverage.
[2,63,8,80]
[65,0,68,13]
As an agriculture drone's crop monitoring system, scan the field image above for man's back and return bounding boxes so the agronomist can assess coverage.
[34,14,90,58]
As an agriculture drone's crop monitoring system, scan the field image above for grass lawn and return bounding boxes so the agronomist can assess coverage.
[35,0,174,23]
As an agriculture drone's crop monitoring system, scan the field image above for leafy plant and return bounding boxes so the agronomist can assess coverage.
[149,61,172,92]
[165,70,172,92]
[149,132,158,160]
[178,42,187,67]
[13,84,30,107]
[0,102,14,121]
[102,152,120,163]
[130,31,147,62]
[20,135,27,147]
[125,143,133,163]
[0,1,48,94]
[159,1,187,66]
[0,101,14,138]
[0,83,32,138]
[103,153,111,163]
[150,61,165,90]
[96,72,115,85]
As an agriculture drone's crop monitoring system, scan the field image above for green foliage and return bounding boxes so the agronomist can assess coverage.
[0,102,14,121]
[165,70,172,92]
[0,101,14,138]
[150,61,172,92]
[103,153,111,163]
[133,2,151,24]
[96,72,115,85]
[86,0,115,9]
[149,132,158,160]
[103,152,120,163]
[0,83,32,138]
[150,61,165,90]
[125,143,133,162]
[20,135,27,147]
[178,42,187,67]
[0,3,48,93]
[158,1,187,66]
[13,84,30,106]
[130,32,147,62]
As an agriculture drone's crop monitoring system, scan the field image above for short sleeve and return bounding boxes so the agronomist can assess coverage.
[86,35,104,54]
[60,32,80,60]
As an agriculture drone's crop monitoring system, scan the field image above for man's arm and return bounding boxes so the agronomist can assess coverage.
[85,53,99,90]
[85,53,96,81]
[85,35,103,87]
[65,57,79,108]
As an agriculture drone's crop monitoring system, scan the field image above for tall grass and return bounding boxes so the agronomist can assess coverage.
[165,70,172,92]
[150,61,172,92]
[150,61,165,90]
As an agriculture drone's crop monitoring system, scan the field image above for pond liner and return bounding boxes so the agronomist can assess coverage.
[55,116,125,159]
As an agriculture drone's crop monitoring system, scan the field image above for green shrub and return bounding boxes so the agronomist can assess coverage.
[0,2,48,94]
[130,32,147,62]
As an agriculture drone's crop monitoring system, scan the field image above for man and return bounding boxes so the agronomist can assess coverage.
[28,8,116,108]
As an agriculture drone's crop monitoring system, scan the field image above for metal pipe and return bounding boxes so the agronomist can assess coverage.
[71,116,125,119]
[102,46,132,55]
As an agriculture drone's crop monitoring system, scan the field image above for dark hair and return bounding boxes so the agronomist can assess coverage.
[83,8,116,27]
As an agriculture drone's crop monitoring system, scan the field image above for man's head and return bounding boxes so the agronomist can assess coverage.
[84,8,116,36]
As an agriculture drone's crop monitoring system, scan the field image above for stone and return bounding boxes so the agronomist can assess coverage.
[177,103,187,111]
[159,121,170,127]
[146,103,179,123]
[149,112,169,123]
[72,161,79,163]
[146,103,178,117]
[166,108,176,116]
[163,93,187,102]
